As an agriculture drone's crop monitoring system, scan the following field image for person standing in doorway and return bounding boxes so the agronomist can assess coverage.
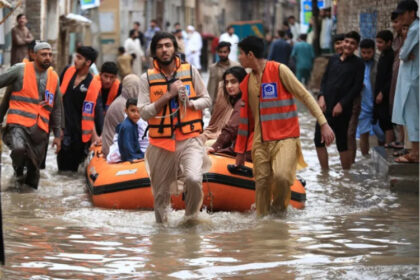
[11,14,34,65]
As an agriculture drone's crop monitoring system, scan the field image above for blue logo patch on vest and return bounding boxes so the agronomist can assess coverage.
[83,101,94,114]
[170,97,179,110]
[45,90,54,105]
[185,85,191,96]
[261,83,278,99]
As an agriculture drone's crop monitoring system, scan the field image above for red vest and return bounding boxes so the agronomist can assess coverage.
[7,62,58,133]
[60,66,101,143]
[235,61,299,153]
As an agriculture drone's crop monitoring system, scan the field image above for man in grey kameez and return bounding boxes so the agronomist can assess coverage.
[0,42,63,188]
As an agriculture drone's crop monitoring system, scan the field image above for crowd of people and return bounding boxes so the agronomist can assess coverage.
[0,0,417,223]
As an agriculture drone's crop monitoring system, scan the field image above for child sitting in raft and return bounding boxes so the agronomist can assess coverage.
[107,98,149,163]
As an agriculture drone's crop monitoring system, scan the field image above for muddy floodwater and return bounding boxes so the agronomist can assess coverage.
[0,107,418,279]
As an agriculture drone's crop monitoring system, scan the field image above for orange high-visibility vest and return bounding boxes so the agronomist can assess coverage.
[6,62,58,133]
[235,61,299,154]
[60,65,101,142]
[94,75,120,110]
[147,57,203,151]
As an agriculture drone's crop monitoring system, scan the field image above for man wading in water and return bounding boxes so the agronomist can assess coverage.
[235,36,334,216]
[138,32,211,223]
[0,42,63,189]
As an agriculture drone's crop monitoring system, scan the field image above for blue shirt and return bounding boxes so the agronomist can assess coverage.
[360,60,374,118]
[117,117,144,162]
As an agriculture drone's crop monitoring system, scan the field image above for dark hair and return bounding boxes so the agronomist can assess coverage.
[238,36,264,58]
[391,11,399,21]
[76,46,98,64]
[278,30,286,38]
[129,29,137,38]
[174,22,181,26]
[227,25,234,30]
[217,41,231,51]
[118,46,125,54]
[134,21,140,26]
[288,15,295,20]
[282,19,289,27]
[223,66,247,105]
[101,61,118,75]
[333,33,345,43]
[299,34,307,41]
[151,19,158,24]
[376,30,394,42]
[360,38,375,49]
[345,31,361,44]
[27,40,36,51]
[395,0,418,13]
[150,31,178,57]
[126,98,138,109]
[16,14,24,21]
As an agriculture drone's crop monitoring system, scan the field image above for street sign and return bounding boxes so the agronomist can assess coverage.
[80,0,100,10]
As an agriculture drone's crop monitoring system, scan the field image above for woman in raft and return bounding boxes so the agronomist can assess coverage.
[202,66,252,161]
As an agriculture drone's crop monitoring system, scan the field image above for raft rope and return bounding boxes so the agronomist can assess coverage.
[203,173,214,213]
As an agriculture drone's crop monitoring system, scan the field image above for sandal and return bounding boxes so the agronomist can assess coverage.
[394,153,419,163]
[393,149,409,157]
[387,141,404,149]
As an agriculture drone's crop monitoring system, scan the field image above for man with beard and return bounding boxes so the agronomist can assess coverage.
[0,42,63,188]
[138,32,212,223]
[58,46,103,172]
[207,41,239,105]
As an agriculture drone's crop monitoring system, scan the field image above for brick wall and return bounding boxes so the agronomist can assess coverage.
[336,0,405,37]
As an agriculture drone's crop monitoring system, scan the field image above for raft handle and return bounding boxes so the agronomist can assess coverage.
[227,164,253,178]
[90,173,98,182]
[297,177,306,187]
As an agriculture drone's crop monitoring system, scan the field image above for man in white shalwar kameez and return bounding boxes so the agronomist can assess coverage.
[185,25,202,70]
[124,30,144,77]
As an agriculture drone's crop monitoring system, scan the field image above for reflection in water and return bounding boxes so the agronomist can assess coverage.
[0,109,418,279]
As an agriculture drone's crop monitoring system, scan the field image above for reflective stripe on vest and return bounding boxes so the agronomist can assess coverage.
[61,65,101,142]
[147,57,203,138]
[6,62,58,133]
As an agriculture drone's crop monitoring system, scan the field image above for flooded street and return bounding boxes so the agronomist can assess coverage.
[0,106,418,279]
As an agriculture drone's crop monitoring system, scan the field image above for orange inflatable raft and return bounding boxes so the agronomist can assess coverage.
[86,146,306,211]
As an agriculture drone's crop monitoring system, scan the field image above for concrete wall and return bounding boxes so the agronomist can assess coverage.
[98,0,121,63]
